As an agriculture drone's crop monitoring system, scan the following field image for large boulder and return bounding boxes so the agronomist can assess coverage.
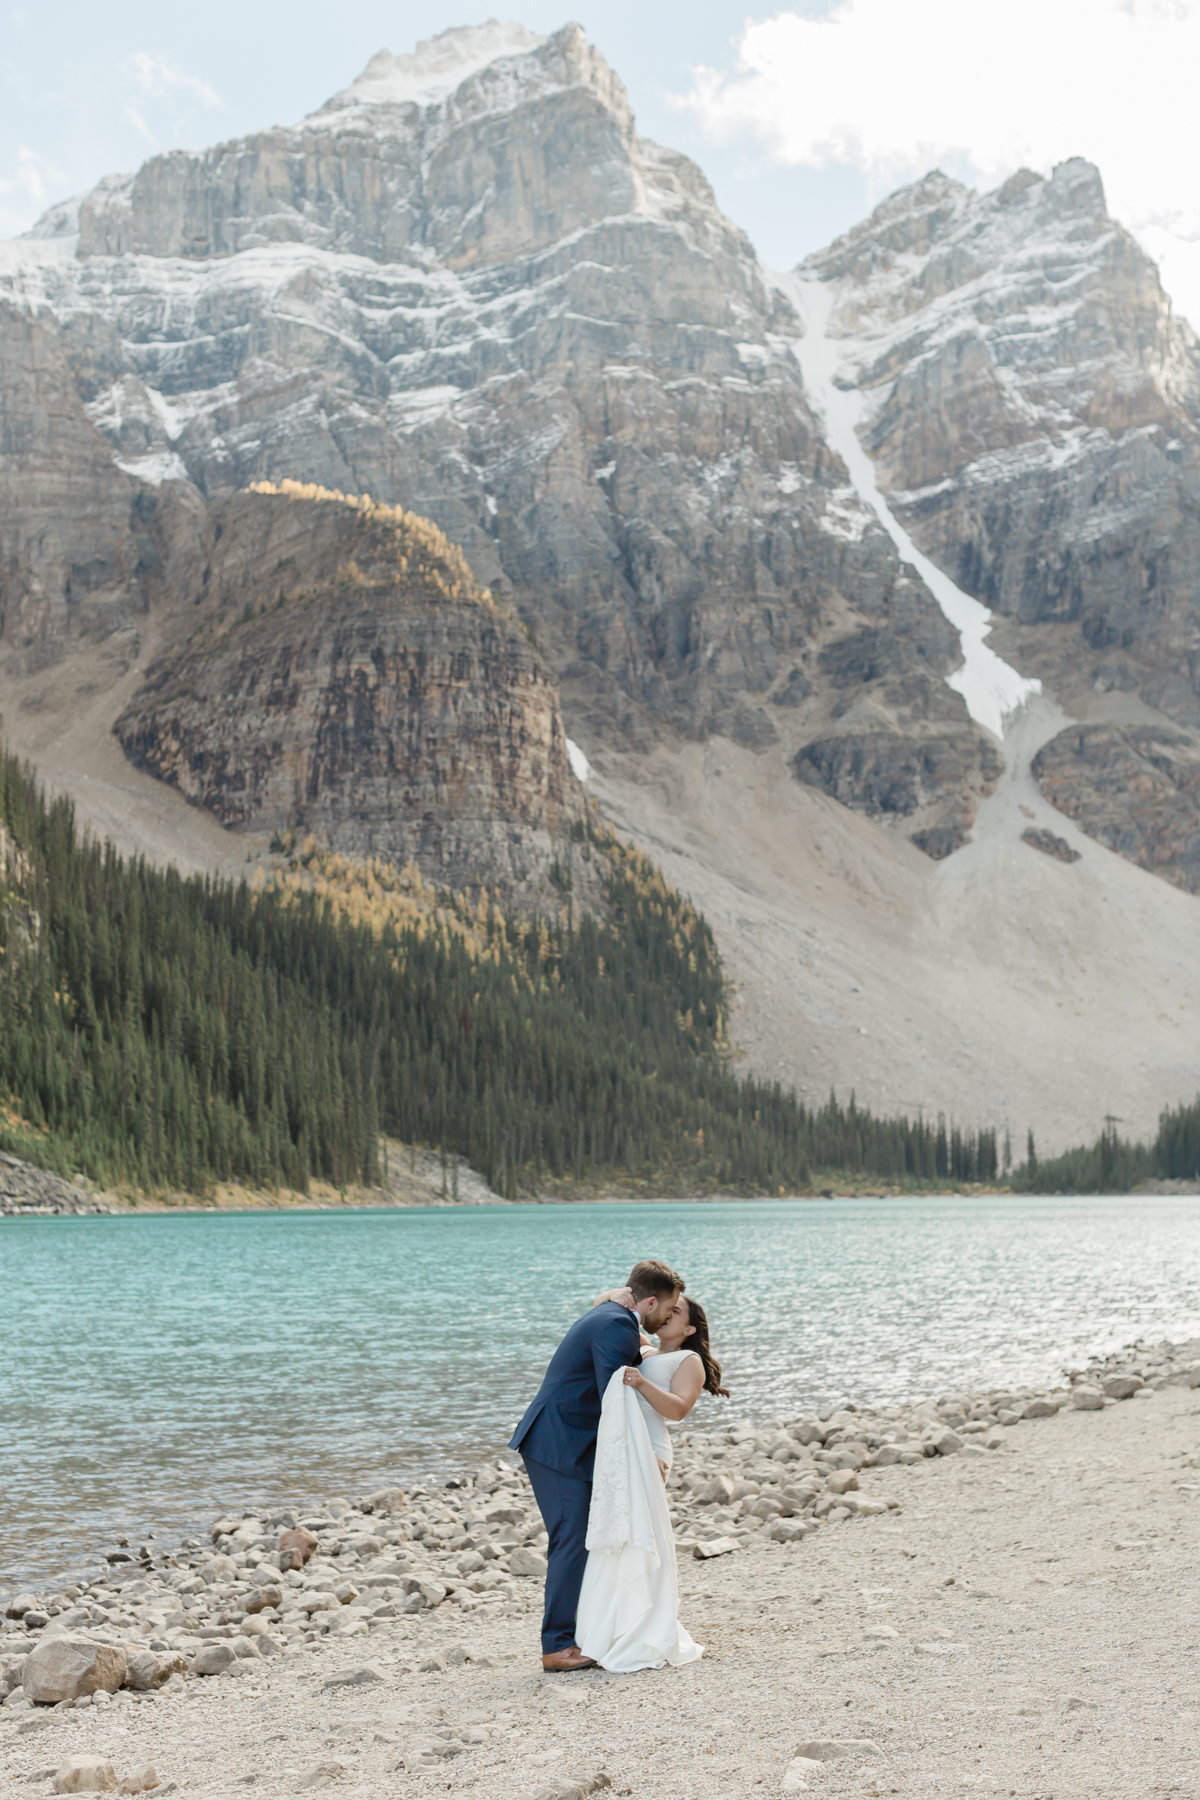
[24,1639,126,1705]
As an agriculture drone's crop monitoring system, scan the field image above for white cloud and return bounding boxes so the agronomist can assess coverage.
[128,51,226,112]
[676,0,1200,325]
[0,144,57,204]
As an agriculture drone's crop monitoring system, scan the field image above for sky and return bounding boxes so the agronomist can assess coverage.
[2,0,1199,326]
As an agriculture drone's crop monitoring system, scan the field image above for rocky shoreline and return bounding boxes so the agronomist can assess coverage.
[0,1154,114,1218]
[3,1331,1197,1797]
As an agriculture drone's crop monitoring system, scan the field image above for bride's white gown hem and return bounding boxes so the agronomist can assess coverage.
[575,1350,703,1673]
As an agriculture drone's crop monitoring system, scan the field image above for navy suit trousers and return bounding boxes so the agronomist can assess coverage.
[522,1454,591,1653]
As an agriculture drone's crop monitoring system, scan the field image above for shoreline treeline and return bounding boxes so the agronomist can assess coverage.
[1,737,1011,1199]
[1011,1104,1199,1194]
[3,736,1195,1200]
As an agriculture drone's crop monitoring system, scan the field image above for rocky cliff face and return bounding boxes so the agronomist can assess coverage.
[0,21,995,861]
[113,481,585,901]
[1031,724,1200,893]
[802,161,1200,885]
[0,298,148,667]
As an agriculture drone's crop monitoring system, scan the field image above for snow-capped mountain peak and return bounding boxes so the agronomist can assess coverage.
[312,21,546,120]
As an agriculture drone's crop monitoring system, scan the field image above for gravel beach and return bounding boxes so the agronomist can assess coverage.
[3,1339,1198,1798]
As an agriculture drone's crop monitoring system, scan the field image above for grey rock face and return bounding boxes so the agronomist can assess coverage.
[2,22,989,855]
[1031,723,1200,891]
[113,485,585,901]
[802,159,1200,877]
[0,300,148,670]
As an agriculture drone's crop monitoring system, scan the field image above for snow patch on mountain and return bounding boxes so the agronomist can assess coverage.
[781,271,1041,740]
[313,22,546,121]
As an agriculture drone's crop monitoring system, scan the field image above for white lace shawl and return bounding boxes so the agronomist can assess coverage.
[585,1367,662,1564]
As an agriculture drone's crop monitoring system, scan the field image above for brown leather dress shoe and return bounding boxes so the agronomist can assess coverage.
[541,1645,598,1672]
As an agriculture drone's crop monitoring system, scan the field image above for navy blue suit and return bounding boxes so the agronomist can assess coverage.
[510,1301,642,1651]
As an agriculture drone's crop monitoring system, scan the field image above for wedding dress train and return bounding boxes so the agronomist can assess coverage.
[574,1357,703,1672]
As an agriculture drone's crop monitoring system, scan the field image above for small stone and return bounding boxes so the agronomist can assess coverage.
[932,1429,963,1455]
[1072,1387,1104,1410]
[1103,1375,1145,1399]
[210,1517,239,1541]
[278,1527,319,1569]
[525,1771,610,1800]
[692,1476,735,1505]
[1188,1363,1200,1389]
[508,1547,548,1578]
[1022,1399,1058,1419]
[862,1623,899,1640]
[769,1520,808,1544]
[693,1537,740,1560]
[826,1469,859,1495]
[5,1593,36,1619]
[794,1740,882,1762]
[322,1665,385,1689]
[124,1651,187,1692]
[23,1611,50,1630]
[299,1591,338,1618]
[419,1653,448,1673]
[243,1585,282,1616]
[191,1643,237,1677]
[399,1577,446,1609]
[296,1761,345,1790]
[118,1768,159,1795]
[362,1487,405,1516]
[25,1640,126,1705]
[52,1755,118,1793]
[996,1410,1021,1426]
[1064,1696,1098,1713]
[781,1757,820,1791]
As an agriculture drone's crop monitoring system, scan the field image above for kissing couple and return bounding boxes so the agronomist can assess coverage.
[510,1258,729,1674]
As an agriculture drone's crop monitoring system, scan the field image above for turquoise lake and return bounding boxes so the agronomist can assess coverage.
[3,1193,1200,1587]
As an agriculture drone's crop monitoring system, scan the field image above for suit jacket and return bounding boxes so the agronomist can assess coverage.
[510,1301,642,1481]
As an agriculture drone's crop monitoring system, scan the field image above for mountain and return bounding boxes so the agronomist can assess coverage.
[0,20,995,856]
[1,22,1198,1151]
[112,479,585,904]
[802,160,1200,889]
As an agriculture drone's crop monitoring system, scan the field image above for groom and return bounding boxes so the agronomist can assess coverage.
[510,1257,685,1671]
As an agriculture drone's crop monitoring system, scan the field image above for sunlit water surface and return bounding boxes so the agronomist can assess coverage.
[3,1194,1199,1585]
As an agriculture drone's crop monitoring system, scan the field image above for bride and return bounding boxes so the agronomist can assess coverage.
[574,1288,729,1673]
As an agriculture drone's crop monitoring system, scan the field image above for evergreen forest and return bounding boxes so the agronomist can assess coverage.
[1,735,1195,1200]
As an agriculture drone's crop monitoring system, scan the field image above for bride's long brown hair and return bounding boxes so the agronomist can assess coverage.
[681,1297,730,1398]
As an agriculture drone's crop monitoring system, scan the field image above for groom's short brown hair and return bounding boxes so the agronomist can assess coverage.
[628,1258,685,1301]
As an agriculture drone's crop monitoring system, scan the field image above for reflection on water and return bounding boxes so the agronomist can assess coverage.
[2,1193,1199,1584]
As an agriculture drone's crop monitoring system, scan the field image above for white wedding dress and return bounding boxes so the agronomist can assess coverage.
[575,1351,704,1672]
